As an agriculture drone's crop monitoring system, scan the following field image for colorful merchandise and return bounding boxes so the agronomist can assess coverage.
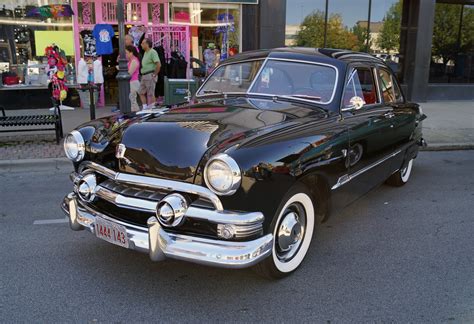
[26,4,74,19]
[45,45,68,101]
[92,24,115,55]
[80,30,96,57]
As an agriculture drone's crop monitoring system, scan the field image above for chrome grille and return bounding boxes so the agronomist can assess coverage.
[100,179,168,202]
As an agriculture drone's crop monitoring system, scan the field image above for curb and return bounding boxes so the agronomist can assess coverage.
[420,143,474,151]
[0,158,72,172]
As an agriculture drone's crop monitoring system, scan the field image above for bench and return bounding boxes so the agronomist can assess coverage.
[0,101,64,144]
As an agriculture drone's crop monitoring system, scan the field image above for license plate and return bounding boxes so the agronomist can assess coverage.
[95,216,129,249]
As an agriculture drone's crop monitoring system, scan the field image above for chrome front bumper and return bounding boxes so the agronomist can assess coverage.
[62,193,273,269]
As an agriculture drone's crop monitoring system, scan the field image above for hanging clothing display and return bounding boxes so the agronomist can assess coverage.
[154,45,166,98]
[80,30,96,57]
[92,24,115,55]
[128,26,145,47]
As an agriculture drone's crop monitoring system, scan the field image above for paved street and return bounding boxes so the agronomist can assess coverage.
[0,151,473,323]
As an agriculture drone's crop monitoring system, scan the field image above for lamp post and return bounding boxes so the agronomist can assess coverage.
[116,0,131,113]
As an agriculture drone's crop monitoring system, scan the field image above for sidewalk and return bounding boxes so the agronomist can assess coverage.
[0,101,473,161]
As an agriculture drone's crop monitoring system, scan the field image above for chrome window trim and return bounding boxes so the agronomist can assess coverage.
[195,58,266,98]
[78,161,224,211]
[331,149,402,190]
[195,57,339,105]
[340,66,381,112]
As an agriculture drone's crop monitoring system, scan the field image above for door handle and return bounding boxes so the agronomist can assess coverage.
[384,112,395,119]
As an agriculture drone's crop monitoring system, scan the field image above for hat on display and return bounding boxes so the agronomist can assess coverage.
[208,43,216,50]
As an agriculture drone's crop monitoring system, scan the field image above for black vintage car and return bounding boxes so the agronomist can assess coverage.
[62,48,426,278]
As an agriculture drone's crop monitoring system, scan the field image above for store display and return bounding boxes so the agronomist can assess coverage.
[26,4,74,19]
[45,45,69,101]
[128,26,145,47]
[80,30,96,57]
[92,24,115,55]
[215,13,235,61]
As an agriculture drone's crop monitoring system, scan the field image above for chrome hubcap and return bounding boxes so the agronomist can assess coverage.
[276,203,306,262]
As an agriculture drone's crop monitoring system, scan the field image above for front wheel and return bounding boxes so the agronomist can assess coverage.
[253,184,315,279]
[386,158,414,187]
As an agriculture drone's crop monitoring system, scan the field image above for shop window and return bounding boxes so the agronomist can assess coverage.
[170,3,241,64]
[429,3,474,83]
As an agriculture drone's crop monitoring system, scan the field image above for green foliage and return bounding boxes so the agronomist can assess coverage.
[432,4,462,64]
[351,24,369,52]
[377,0,402,52]
[295,10,358,50]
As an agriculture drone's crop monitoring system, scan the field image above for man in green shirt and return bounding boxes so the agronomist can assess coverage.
[139,38,161,109]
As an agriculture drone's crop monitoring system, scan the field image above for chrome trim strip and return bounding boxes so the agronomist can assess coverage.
[331,150,402,190]
[93,185,264,226]
[62,194,273,269]
[78,161,224,211]
[116,173,224,211]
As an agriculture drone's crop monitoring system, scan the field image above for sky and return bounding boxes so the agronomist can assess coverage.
[286,0,400,28]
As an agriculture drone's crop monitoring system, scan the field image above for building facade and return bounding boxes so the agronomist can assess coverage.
[284,0,474,101]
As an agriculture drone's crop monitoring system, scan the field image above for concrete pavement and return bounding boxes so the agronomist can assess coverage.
[1,151,473,322]
[0,101,472,161]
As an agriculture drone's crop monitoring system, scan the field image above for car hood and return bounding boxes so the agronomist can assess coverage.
[85,98,320,183]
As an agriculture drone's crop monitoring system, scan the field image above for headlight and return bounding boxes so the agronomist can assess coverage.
[64,130,85,162]
[204,154,241,196]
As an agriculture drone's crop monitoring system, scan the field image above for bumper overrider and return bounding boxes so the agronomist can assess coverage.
[61,162,273,269]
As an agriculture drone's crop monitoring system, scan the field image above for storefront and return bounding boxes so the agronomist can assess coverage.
[0,0,286,108]
[0,0,77,109]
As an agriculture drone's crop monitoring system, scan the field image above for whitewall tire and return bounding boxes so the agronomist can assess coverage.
[386,158,414,187]
[254,184,315,279]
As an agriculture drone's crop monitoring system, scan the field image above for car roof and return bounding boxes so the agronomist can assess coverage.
[223,47,384,67]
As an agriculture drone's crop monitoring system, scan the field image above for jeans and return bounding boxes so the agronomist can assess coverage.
[129,80,140,111]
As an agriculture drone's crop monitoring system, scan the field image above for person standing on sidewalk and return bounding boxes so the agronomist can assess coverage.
[139,38,161,109]
[125,45,141,112]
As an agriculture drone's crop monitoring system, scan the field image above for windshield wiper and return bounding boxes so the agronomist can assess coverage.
[269,95,329,114]
[291,94,322,101]
[202,89,222,94]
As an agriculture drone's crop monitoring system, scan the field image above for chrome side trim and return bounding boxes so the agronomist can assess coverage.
[331,150,402,190]
[93,185,264,227]
[62,194,273,269]
[78,161,223,211]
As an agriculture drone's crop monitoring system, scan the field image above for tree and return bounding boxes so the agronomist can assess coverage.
[295,10,358,50]
[351,24,369,52]
[432,4,462,65]
[377,0,402,53]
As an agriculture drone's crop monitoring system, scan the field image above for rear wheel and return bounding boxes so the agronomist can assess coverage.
[253,184,315,279]
[386,158,413,187]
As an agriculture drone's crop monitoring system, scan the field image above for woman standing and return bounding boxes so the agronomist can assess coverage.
[125,45,141,111]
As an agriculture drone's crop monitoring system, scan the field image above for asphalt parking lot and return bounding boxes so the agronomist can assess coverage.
[1,150,473,323]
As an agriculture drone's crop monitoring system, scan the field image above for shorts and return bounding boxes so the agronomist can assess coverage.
[139,73,156,96]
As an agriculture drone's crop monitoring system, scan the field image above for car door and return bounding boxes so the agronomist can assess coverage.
[377,66,419,172]
[337,64,397,201]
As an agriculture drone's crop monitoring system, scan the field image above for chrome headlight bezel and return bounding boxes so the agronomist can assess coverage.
[64,130,85,162]
[204,153,241,196]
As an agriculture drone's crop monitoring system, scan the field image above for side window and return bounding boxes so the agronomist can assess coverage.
[342,67,378,109]
[379,68,403,103]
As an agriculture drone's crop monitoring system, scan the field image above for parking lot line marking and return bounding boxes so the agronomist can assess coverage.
[33,217,69,225]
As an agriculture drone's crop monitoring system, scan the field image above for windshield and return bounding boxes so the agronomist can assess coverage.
[197,59,338,104]
[197,60,264,95]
